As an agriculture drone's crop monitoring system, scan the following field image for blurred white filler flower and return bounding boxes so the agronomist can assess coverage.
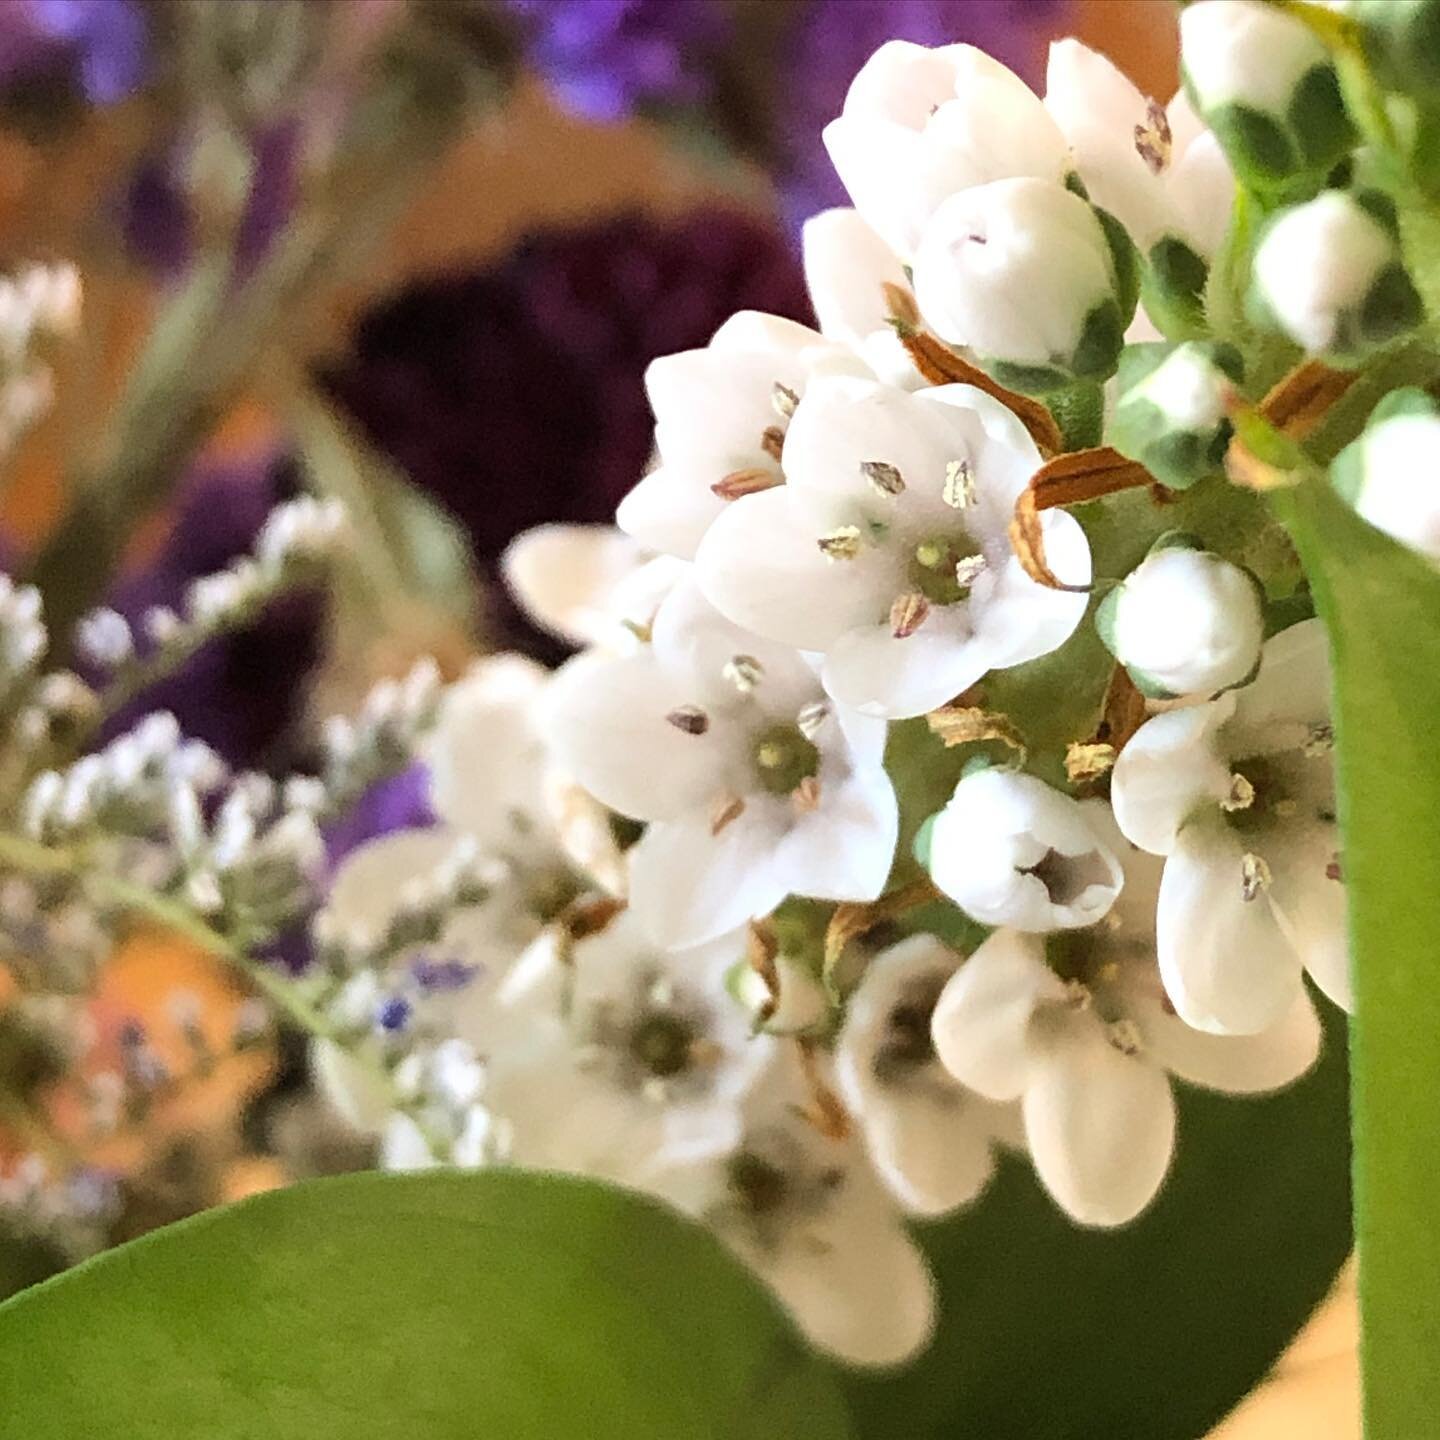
[695,375,1089,718]
[1345,411,1440,565]
[1111,620,1350,1035]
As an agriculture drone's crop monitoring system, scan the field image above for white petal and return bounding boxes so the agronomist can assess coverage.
[803,207,911,348]
[775,765,898,903]
[626,803,790,948]
[970,519,1091,669]
[822,609,989,719]
[326,827,461,934]
[540,648,743,823]
[616,463,727,561]
[931,929,1062,1100]
[500,525,650,647]
[695,485,897,652]
[1138,981,1322,1094]
[1023,1025,1176,1226]
[1156,817,1306,1035]
[1230,618,1332,735]
[1110,698,1235,854]
[1269,819,1352,1012]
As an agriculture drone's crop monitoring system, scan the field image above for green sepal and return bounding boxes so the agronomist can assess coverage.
[1262,586,1316,638]
[912,812,939,870]
[1093,204,1141,327]
[1147,529,1208,556]
[1287,63,1356,171]
[959,754,995,781]
[1125,665,1179,701]
[1206,102,1298,192]
[1064,170,1090,200]
[1071,299,1125,382]
[1142,236,1210,340]
[986,358,1074,395]
[1093,584,1123,658]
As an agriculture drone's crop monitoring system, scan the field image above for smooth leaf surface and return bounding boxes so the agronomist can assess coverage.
[1276,478,1440,1439]
[840,1008,1351,1439]
[0,1170,853,1440]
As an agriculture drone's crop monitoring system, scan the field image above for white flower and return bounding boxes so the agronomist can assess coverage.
[651,1049,936,1366]
[485,913,773,1184]
[541,575,898,947]
[1044,40,1234,262]
[1252,192,1419,356]
[913,178,1126,384]
[1180,1,1331,119]
[501,523,686,649]
[801,207,921,389]
[1111,620,1350,1034]
[616,311,863,561]
[835,934,1015,1215]
[695,375,1090,719]
[1108,546,1264,696]
[928,767,1124,931]
[1341,410,1440,565]
[822,40,1067,261]
[931,815,1322,1226]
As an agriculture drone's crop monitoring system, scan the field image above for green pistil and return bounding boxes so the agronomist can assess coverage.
[628,1012,697,1079]
[910,532,979,605]
[751,723,821,795]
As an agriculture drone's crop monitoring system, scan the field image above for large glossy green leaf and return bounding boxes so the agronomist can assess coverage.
[0,1170,852,1440]
[840,1012,1351,1440]
[1275,477,1440,1439]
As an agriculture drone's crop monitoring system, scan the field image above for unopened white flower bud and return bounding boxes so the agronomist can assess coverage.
[1334,391,1440,564]
[1251,191,1421,357]
[928,768,1123,932]
[913,177,1132,391]
[1180,0,1353,192]
[1103,544,1264,696]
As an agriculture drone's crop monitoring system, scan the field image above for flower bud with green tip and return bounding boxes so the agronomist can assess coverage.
[912,176,1138,394]
[1332,388,1440,566]
[1180,0,1354,199]
[1097,533,1265,698]
[1250,190,1423,359]
[1109,341,1243,492]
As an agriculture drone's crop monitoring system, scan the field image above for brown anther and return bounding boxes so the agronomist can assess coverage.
[792,775,822,813]
[723,654,764,693]
[1241,852,1273,902]
[1108,1018,1144,1056]
[772,382,800,419]
[1326,855,1344,883]
[796,700,830,740]
[926,704,1027,758]
[711,466,781,500]
[943,458,976,509]
[710,793,746,836]
[1133,97,1172,174]
[817,525,862,561]
[861,459,906,496]
[666,705,709,735]
[761,425,786,461]
[744,920,781,1025]
[889,591,931,639]
[795,1038,852,1141]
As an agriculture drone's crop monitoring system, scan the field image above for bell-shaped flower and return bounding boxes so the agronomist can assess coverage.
[650,1046,936,1366]
[1111,619,1350,1034]
[802,207,922,389]
[695,375,1090,719]
[501,524,686,650]
[1332,388,1440,566]
[1251,191,1422,359]
[1100,539,1265,697]
[1180,0,1354,196]
[834,934,1017,1216]
[540,574,898,947]
[484,912,774,1185]
[927,766,1123,931]
[913,177,1134,391]
[931,815,1322,1226]
[822,40,1068,262]
[616,311,863,561]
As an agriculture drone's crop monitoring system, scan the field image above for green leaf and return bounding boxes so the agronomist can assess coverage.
[1272,477,1440,1440]
[0,1170,852,1440]
[839,1009,1352,1439]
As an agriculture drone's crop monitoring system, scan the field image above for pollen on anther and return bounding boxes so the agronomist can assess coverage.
[796,700,830,739]
[761,425,786,461]
[943,458,975,509]
[724,655,764,693]
[1240,851,1273,902]
[1133,96,1172,175]
[889,591,930,639]
[954,553,988,588]
[772,382,800,419]
[817,526,862,561]
[1222,773,1255,812]
[861,460,906,497]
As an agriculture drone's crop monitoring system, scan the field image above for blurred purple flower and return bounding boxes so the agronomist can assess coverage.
[322,206,812,659]
[776,0,1058,229]
[322,764,436,870]
[0,0,147,106]
[103,455,322,769]
[508,0,729,122]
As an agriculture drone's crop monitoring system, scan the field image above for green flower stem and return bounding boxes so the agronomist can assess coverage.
[1273,479,1440,1440]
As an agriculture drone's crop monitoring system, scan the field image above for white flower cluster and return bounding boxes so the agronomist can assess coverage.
[0,261,80,457]
[303,29,1376,1366]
